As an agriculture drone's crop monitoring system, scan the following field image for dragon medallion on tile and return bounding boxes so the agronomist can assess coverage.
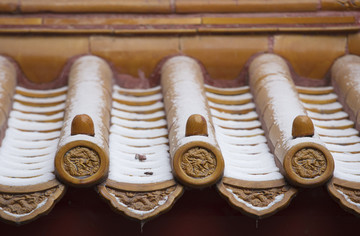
[292,148,326,179]
[0,187,58,215]
[106,186,176,211]
[64,146,100,177]
[181,147,216,178]
[225,184,290,207]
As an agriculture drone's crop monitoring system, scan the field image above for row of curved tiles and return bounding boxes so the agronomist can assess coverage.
[0,53,359,224]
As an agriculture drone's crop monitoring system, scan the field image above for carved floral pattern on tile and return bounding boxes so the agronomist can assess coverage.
[225,184,290,207]
[106,186,176,211]
[335,185,360,204]
[0,187,58,215]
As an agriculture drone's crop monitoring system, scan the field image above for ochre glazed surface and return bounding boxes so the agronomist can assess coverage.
[1,0,360,228]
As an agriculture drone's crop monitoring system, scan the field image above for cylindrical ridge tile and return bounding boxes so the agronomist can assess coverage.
[55,55,112,187]
[0,56,16,146]
[161,56,224,188]
[249,54,292,91]
[249,53,334,188]
[332,55,360,130]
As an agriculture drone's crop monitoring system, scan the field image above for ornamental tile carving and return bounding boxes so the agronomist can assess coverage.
[0,188,57,215]
[292,148,326,179]
[64,146,100,177]
[106,186,176,212]
[181,147,216,178]
[335,185,360,204]
[225,184,290,208]
[337,0,360,9]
